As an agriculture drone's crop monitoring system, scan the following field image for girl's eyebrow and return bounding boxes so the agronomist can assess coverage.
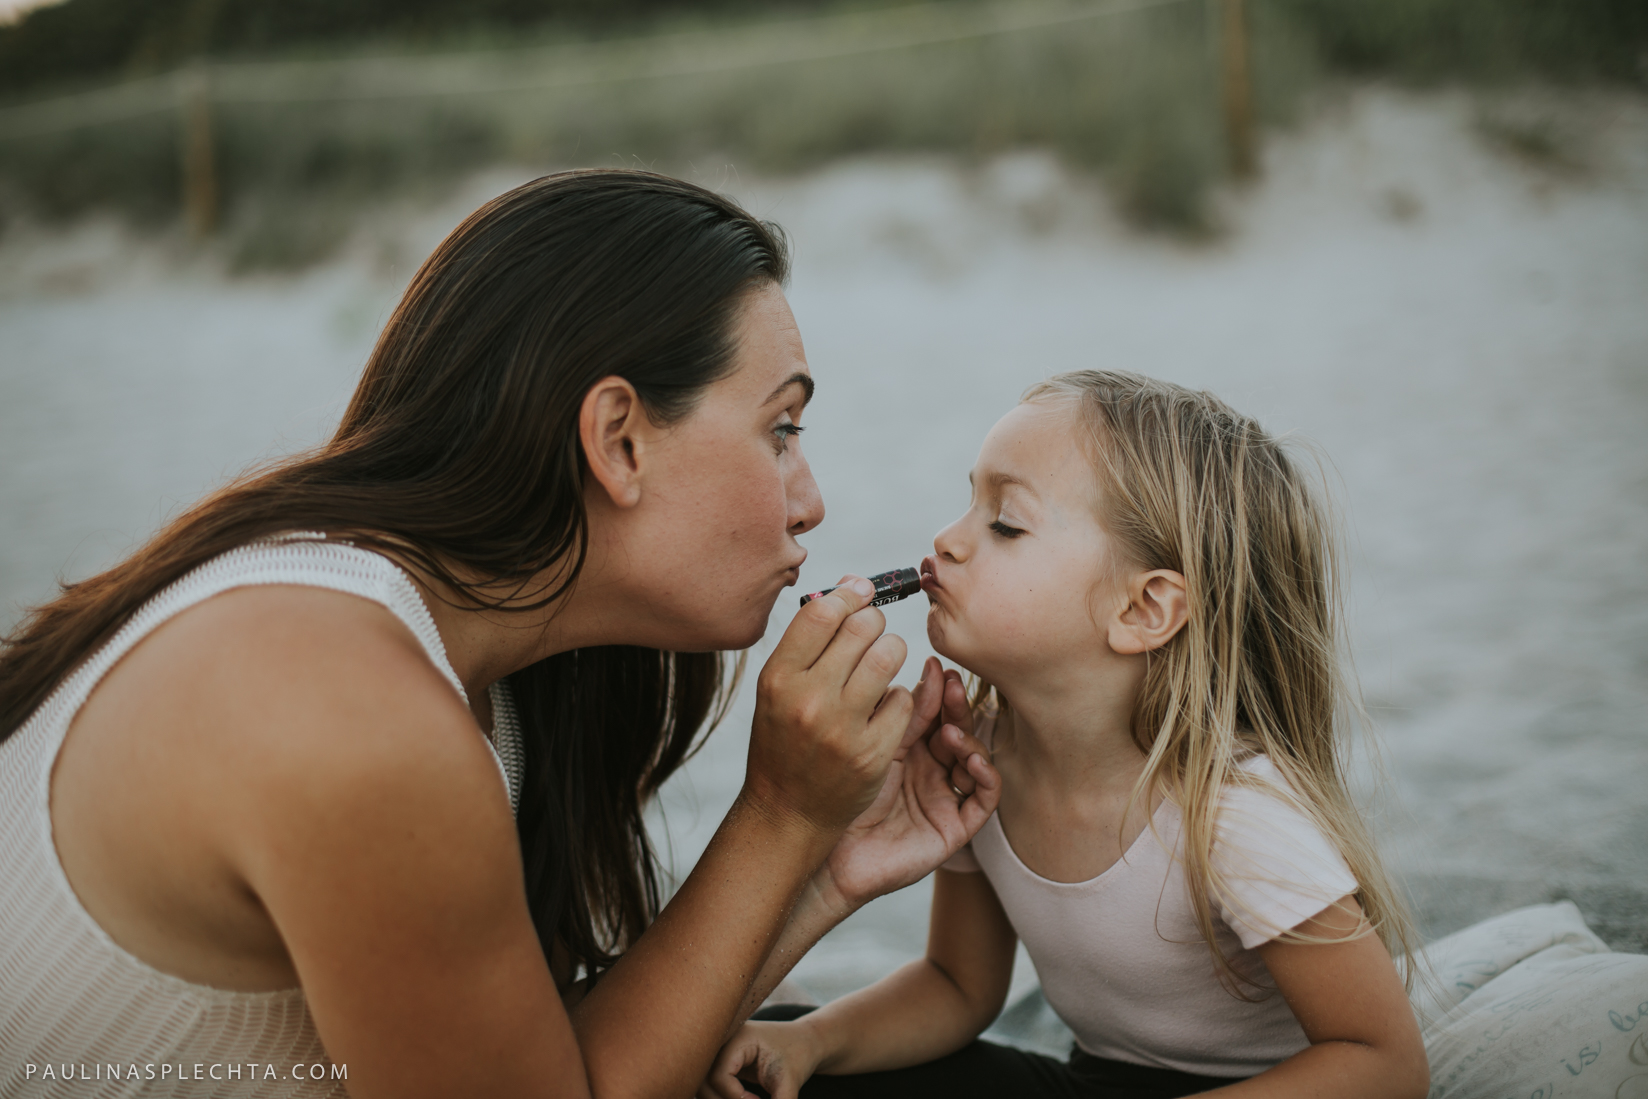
[968,469,1037,496]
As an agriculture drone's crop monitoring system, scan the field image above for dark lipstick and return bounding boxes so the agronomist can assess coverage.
[799,566,922,609]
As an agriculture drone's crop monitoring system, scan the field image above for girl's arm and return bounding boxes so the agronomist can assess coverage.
[1205,896,1429,1099]
[704,867,1018,1099]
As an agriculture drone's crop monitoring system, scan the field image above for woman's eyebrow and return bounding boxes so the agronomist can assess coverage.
[765,372,815,406]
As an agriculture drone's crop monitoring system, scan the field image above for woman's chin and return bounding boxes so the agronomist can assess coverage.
[721,606,779,652]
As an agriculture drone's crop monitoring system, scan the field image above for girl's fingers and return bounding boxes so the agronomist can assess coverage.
[706,1033,759,1099]
[859,682,915,769]
[901,656,944,750]
[938,725,978,796]
[940,669,973,734]
[956,752,1002,834]
[936,721,992,778]
[707,1055,755,1099]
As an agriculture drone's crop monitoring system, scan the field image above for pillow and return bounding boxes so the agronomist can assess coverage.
[1410,900,1610,1022]
[1417,903,1648,1099]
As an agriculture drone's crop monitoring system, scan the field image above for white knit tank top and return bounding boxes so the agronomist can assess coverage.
[0,538,525,1097]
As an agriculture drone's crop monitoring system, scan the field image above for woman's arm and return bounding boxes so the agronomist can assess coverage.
[704,868,1019,1099]
[570,580,921,1095]
[1204,897,1429,1099]
[730,660,999,1028]
[225,578,911,1098]
[730,731,999,1027]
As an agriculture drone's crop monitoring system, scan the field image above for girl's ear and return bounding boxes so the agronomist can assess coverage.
[1108,569,1190,655]
[580,375,648,509]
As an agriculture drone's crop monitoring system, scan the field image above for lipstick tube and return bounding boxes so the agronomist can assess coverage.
[799,567,922,609]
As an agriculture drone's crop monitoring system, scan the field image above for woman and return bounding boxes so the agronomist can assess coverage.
[0,170,999,1097]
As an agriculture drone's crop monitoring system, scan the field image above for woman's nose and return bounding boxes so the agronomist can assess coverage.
[787,452,825,535]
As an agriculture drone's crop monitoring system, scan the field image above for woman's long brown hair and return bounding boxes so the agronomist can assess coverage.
[0,168,788,982]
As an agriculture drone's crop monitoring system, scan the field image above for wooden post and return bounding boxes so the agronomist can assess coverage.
[178,66,218,237]
[1218,0,1256,180]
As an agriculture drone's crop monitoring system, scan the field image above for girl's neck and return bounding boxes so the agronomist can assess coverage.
[996,661,1148,799]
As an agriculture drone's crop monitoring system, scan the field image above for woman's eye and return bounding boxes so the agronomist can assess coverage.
[989,519,1025,539]
[773,423,804,453]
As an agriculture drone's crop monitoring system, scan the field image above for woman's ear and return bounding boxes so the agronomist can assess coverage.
[579,375,647,509]
[1108,569,1189,655]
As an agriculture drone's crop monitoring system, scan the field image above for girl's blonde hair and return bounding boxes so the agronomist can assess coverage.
[999,369,1415,992]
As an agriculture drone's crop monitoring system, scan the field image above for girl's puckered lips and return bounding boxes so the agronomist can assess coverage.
[920,555,943,596]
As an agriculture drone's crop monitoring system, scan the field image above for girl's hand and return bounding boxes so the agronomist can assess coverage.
[924,667,983,796]
[812,657,1001,913]
[700,1021,824,1099]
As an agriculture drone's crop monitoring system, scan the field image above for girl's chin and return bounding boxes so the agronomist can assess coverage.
[925,618,978,676]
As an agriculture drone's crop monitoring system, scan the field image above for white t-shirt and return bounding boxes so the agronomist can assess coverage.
[944,751,1356,1077]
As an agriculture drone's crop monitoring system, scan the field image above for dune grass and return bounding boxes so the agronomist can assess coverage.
[0,0,1640,269]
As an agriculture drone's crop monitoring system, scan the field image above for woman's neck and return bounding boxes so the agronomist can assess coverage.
[397,557,620,720]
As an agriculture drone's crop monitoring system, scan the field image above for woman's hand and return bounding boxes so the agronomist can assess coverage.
[700,1021,825,1099]
[814,658,1000,914]
[575,576,917,1095]
[720,660,1001,1029]
[743,576,915,835]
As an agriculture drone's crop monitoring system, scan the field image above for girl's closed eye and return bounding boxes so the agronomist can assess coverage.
[989,519,1025,539]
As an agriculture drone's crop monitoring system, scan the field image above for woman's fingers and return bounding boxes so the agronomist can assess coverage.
[810,604,895,694]
[768,575,877,674]
[747,574,911,832]
[840,631,909,716]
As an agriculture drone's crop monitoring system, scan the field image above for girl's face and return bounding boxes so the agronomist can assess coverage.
[922,400,1127,688]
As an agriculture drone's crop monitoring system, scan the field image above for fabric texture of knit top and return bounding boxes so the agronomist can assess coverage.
[0,537,523,1097]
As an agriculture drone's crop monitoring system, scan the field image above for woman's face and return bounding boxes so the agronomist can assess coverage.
[590,284,824,652]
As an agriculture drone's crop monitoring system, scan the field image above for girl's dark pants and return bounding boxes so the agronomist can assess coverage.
[749,1004,1246,1099]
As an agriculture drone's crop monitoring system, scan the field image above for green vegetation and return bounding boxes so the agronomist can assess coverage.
[0,0,1642,268]
[0,0,786,98]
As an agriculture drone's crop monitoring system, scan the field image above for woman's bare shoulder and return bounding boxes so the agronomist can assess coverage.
[106,582,512,851]
[113,583,479,760]
[51,584,515,991]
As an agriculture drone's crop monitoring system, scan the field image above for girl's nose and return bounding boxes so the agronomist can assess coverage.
[933,516,968,563]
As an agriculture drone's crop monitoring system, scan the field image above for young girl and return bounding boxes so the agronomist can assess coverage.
[704,371,1429,1099]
